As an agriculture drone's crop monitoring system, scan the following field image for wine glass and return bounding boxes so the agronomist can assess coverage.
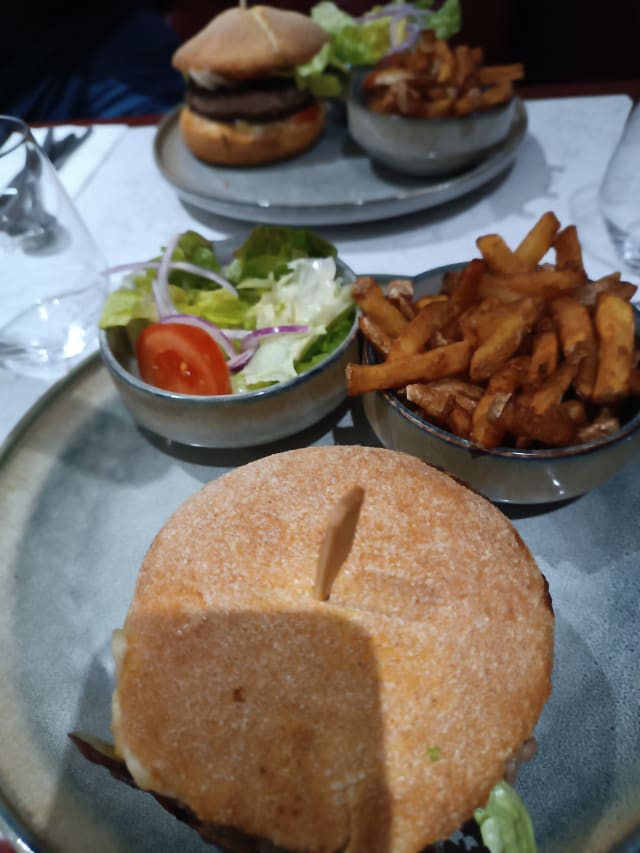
[598,103,640,274]
[0,115,108,377]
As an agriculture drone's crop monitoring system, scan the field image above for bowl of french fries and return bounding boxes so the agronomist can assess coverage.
[346,213,640,504]
[346,30,525,177]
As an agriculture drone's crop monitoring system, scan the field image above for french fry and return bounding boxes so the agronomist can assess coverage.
[386,279,416,320]
[574,339,599,400]
[550,297,595,364]
[573,273,638,305]
[488,356,531,393]
[577,408,620,443]
[525,362,578,416]
[471,391,511,448]
[448,258,484,314]
[440,270,463,296]
[359,316,392,357]
[351,277,408,337]
[476,63,525,85]
[480,80,514,108]
[564,399,588,426]
[469,298,541,381]
[479,269,582,301]
[476,234,527,275]
[422,377,485,408]
[346,340,472,395]
[388,298,453,360]
[553,225,587,282]
[514,212,560,269]
[405,382,472,438]
[459,299,517,344]
[526,330,559,387]
[454,44,474,87]
[470,357,530,448]
[592,293,635,403]
[497,399,579,447]
[453,88,484,116]
[415,293,449,311]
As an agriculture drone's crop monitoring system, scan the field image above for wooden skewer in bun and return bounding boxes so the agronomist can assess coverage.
[314,485,365,602]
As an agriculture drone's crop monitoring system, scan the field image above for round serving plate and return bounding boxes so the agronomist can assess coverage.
[0,357,638,852]
[153,100,527,226]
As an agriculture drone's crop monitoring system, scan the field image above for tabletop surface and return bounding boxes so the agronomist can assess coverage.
[2,93,638,444]
[1,93,640,853]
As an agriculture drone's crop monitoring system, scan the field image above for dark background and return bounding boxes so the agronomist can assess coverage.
[170,0,640,87]
[4,0,639,121]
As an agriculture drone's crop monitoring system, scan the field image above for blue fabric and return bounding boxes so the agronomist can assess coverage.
[5,10,185,122]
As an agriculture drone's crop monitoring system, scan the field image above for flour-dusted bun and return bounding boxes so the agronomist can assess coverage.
[172,5,329,79]
[110,446,554,852]
[179,101,325,166]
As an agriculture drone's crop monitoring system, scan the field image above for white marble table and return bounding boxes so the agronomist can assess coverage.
[1,94,637,446]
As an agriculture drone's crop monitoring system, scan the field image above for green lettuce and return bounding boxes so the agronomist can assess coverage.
[308,0,462,72]
[225,226,337,283]
[474,781,538,853]
[311,1,392,67]
[295,44,346,98]
[411,0,461,39]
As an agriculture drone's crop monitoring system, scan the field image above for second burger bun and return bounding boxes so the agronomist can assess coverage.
[112,446,554,853]
[172,5,330,79]
[179,101,326,167]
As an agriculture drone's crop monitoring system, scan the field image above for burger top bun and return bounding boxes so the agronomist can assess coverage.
[171,5,330,79]
[112,446,554,853]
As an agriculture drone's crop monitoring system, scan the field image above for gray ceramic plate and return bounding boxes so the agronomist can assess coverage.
[0,357,639,852]
[153,100,527,226]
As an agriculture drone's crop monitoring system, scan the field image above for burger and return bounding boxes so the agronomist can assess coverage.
[171,5,330,166]
[72,445,553,851]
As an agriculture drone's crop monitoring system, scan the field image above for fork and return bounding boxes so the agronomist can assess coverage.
[42,126,93,170]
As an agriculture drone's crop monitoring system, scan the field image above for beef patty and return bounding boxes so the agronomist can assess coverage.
[186,77,316,123]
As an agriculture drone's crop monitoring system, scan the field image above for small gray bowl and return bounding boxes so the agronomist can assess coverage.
[99,257,358,449]
[361,265,640,504]
[346,68,519,177]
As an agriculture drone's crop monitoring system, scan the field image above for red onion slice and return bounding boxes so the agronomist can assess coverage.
[240,325,311,351]
[170,261,238,297]
[227,347,257,374]
[153,235,180,319]
[103,258,238,298]
[159,313,237,360]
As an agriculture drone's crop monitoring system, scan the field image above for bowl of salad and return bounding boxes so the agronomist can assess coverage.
[99,226,358,448]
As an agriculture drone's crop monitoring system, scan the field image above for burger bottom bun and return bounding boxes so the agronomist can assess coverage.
[113,446,554,853]
[179,103,326,166]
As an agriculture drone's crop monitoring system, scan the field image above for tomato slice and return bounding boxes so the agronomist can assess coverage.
[136,322,232,396]
[288,104,321,124]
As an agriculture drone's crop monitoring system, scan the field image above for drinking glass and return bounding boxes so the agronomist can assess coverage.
[0,115,107,376]
[598,103,640,274]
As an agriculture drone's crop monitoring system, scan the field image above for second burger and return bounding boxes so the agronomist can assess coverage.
[172,4,330,166]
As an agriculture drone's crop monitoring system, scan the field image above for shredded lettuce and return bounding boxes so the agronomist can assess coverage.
[474,781,538,853]
[296,44,346,99]
[99,226,355,394]
[226,225,337,282]
[232,256,354,391]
